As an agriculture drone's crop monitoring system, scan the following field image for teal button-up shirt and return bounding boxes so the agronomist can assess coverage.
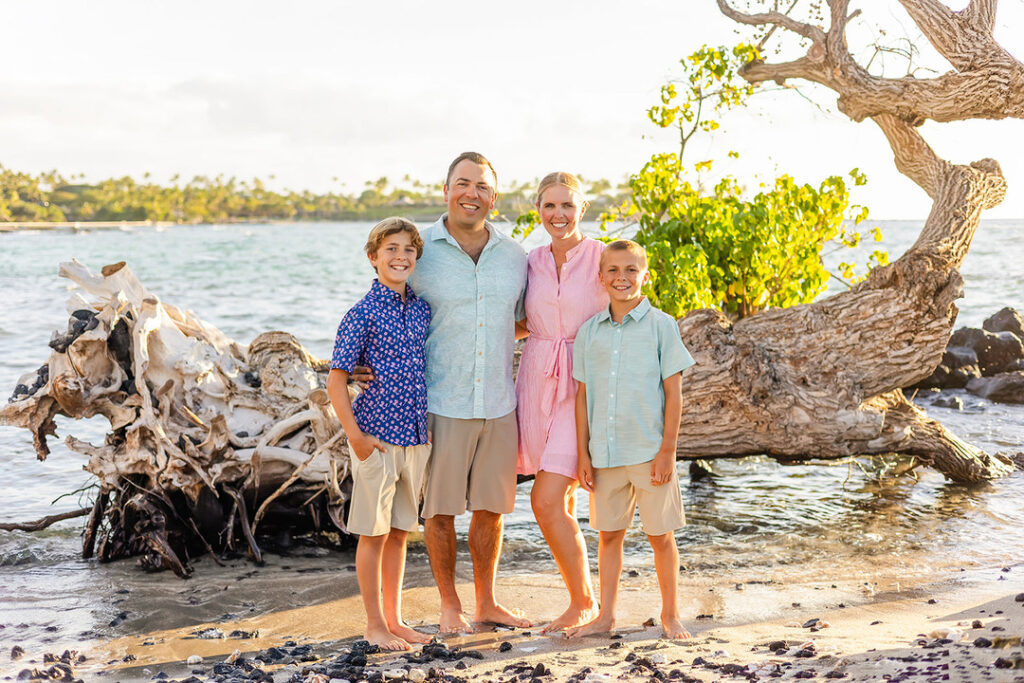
[409,215,527,419]
[572,297,695,468]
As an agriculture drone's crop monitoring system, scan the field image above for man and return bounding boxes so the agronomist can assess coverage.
[408,151,529,633]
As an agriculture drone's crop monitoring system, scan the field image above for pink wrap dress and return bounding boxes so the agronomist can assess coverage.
[515,238,609,478]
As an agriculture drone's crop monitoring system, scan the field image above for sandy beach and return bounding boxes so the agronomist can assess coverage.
[7,558,1022,683]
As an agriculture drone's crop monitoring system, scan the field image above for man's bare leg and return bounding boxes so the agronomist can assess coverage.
[381,528,431,644]
[566,529,626,638]
[424,514,473,633]
[469,509,532,627]
[355,533,410,650]
[531,472,596,632]
[648,531,690,639]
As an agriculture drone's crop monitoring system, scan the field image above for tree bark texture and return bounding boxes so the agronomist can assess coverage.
[696,0,1023,481]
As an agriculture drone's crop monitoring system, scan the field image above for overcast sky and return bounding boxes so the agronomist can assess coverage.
[2,1,1022,219]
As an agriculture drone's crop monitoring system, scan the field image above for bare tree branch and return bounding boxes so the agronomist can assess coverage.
[0,507,91,532]
[897,0,1003,71]
[871,113,948,197]
[717,0,827,43]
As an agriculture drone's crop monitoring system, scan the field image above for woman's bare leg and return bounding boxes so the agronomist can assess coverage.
[531,471,597,632]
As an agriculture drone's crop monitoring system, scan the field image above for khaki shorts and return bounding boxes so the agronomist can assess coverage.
[421,412,518,518]
[589,461,685,536]
[347,441,431,537]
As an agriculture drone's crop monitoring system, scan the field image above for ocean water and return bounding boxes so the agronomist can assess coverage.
[0,220,1022,662]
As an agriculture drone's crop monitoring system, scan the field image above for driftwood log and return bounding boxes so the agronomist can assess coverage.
[668,0,1024,482]
[1,261,355,576]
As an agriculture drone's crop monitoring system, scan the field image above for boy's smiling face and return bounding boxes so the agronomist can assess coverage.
[369,230,418,292]
[599,247,650,303]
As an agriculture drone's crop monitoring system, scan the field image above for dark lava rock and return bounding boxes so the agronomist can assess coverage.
[914,346,982,389]
[795,648,816,658]
[531,663,550,677]
[983,307,1024,340]
[932,394,964,410]
[498,641,513,653]
[972,620,984,629]
[994,656,1024,669]
[950,327,1024,375]
[973,637,993,648]
[824,672,847,679]
[794,671,816,679]
[967,371,1024,403]
[11,645,25,660]
[1014,593,1024,602]
[802,618,820,628]
[721,663,746,675]
[768,640,788,652]
[927,598,938,604]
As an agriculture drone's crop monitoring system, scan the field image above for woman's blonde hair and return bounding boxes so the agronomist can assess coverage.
[365,217,424,259]
[535,171,587,206]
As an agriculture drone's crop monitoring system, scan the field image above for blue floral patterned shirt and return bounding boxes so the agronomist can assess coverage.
[331,280,431,446]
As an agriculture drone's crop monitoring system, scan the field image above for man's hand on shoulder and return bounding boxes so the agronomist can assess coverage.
[349,364,376,390]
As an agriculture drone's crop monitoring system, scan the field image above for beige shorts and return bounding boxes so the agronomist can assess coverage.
[421,412,518,518]
[347,441,431,537]
[589,461,685,536]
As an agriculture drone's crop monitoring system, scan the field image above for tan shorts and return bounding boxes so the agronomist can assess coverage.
[589,461,685,536]
[421,412,518,518]
[347,441,431,537]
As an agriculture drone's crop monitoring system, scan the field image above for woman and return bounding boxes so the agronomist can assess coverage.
[516,172,609,632]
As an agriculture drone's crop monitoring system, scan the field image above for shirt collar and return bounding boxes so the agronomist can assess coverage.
[595,296,652,324]
[430,214,502,249]
[369,278,416,303]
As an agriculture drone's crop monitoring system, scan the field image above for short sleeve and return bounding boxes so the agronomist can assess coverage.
[330,306,369,373]
[572,320,589,384]
[657,314,695,379]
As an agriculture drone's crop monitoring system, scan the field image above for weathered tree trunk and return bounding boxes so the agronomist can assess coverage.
[690,0,1023,481]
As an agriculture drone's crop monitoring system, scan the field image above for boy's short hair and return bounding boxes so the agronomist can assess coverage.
[446,151,497,188]
[600,239,648,270]
[365,217,424,259]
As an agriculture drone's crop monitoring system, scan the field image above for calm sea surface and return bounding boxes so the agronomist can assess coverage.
[1,220,1022,659]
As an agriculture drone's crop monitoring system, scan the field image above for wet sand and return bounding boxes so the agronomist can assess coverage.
[7,561,1022,683]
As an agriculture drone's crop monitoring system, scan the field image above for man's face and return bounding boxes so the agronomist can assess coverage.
[444,160,497,229]
[599,248,650,303]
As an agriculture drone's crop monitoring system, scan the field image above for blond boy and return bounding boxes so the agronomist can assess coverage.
[327,218,432,651]
[568,239,696,640]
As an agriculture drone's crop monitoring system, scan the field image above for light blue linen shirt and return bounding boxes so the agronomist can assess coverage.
[409,215,527,419]
[572,297,695,468]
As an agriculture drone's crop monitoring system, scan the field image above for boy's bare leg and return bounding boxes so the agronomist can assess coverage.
[381,528,431,644]
[566,529,626,638]
[531,472,596,632]
[647,531,691,639]
[424,514,474,633]
[469,509,532,627]
[356,533,410,650]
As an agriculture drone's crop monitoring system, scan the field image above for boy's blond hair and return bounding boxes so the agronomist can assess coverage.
[364,217,424,259]
[600,239,648,270]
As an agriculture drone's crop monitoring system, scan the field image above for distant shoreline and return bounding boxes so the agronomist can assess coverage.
[0,214,453,233]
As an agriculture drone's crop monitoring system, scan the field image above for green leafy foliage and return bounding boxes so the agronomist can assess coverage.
[602,44,886,320]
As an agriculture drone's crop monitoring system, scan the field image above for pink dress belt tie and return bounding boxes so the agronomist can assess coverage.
[532,335,575,417]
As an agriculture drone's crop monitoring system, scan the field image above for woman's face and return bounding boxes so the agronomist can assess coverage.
[538,184,587,242]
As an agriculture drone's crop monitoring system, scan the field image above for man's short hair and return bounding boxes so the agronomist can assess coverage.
[446,151,497,188]
[600,239,648,270]
[365,217,424,259]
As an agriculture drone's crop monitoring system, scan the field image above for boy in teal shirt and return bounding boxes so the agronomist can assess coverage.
[568,239,695,640]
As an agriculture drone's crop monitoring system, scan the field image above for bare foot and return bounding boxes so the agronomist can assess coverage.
[389,622,432,644]
[661,615,691,640]
[565,613,615,639]
[541,604,598,633]
[364,625,410,651]
[475,603,533,629]
[439,606,475,634]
